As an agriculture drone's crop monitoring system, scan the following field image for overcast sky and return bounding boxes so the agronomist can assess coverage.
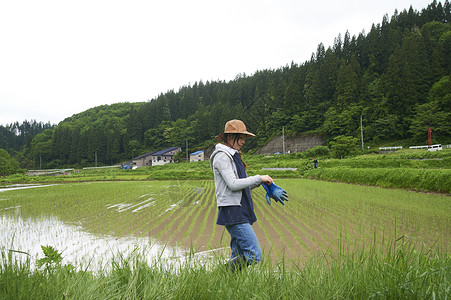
[0,0,434,126]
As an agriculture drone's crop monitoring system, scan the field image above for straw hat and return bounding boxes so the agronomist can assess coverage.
[215,119,255,141]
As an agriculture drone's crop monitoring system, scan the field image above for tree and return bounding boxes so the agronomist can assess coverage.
[421,21,450,81]
[329,135,359,158]
[409,75,451,143]
[30,129,54,168]
[0,149,20,176]
[319,48,339,103]
[334,56,361,108]
[371,114,403,142]
[322,105,363,140]
[303,61,325,130]
[381,29,431,135]
[164,118,191,147]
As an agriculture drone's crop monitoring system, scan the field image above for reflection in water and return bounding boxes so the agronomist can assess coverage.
[0,214,185,273]
[0,184,60,192]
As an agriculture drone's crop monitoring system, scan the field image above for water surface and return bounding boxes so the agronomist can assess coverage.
[1,213,184,273]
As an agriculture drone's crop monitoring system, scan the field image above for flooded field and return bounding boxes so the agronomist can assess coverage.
[1,214,183,273]
[0,183,60,192]
[0,183,190,272]
[0,180,449,272]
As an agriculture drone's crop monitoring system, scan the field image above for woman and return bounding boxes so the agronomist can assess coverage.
[210,119,273,271]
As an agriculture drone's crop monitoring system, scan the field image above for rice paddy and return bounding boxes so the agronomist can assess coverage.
[1,179,449,271]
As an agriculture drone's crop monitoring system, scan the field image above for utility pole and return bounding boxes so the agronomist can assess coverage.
[186,140,189,161]
[428,127,432,148]
[360,115,364,151]
[95,151,98,167]
[282,126,285,155]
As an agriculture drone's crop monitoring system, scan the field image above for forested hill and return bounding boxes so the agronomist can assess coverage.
[0,120,55,155]
[2,1,450,169]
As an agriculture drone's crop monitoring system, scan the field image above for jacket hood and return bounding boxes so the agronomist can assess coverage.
[210,147,233,170]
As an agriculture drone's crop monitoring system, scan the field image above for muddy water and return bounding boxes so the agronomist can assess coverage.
[0,213,185,273]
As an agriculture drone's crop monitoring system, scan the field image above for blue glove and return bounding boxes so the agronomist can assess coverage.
[262,183,289,205]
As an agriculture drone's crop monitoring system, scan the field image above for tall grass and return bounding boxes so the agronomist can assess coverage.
[1,235,449,299]
[306,167,451,193]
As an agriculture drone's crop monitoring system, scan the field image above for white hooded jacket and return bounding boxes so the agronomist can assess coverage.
[210,144,262,206]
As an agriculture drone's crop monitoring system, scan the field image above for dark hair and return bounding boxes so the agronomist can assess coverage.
[223,133,247,170]
[223,133,240,146]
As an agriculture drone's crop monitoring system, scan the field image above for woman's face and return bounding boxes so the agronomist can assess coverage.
[228,134,246,150]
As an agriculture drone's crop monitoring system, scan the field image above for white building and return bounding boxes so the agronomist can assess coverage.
[132,151,156,167]
[189,150,205,162]
[150,146,181,166]
[132,146,181,167]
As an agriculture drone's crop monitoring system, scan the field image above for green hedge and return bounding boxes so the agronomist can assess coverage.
[305,167,451,193]
[317,157,451,169]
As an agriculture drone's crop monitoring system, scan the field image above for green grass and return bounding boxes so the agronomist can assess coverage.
[2,148,451,194]
[1,236,449,299]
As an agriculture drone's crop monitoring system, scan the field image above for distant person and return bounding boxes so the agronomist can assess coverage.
[313,158,318,168]
[210,119,274,272]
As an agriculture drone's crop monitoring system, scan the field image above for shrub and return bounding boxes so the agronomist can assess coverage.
[307,145,330,157]
[329,136,359,158]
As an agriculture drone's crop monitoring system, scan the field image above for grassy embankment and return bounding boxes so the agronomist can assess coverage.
[2,148,450,193]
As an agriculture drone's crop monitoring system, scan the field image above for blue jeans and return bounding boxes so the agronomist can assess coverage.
[225,223,262,264]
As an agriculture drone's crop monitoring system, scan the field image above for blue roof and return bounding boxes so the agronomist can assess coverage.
[152,146,180,156]
[190,150,204,155]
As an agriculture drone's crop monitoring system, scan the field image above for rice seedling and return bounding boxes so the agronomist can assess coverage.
[1,178,448,271]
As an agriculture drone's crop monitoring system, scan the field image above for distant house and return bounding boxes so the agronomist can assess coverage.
[132,151,157,168]
[189,150,205,162]
[150,146,181,166]
[132,147,181,167]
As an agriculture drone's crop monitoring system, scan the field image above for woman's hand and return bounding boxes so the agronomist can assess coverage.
[260,175,274,185]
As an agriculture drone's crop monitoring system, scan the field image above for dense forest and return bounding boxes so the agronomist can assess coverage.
[1,0,450,169]
[0,120,55,154]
